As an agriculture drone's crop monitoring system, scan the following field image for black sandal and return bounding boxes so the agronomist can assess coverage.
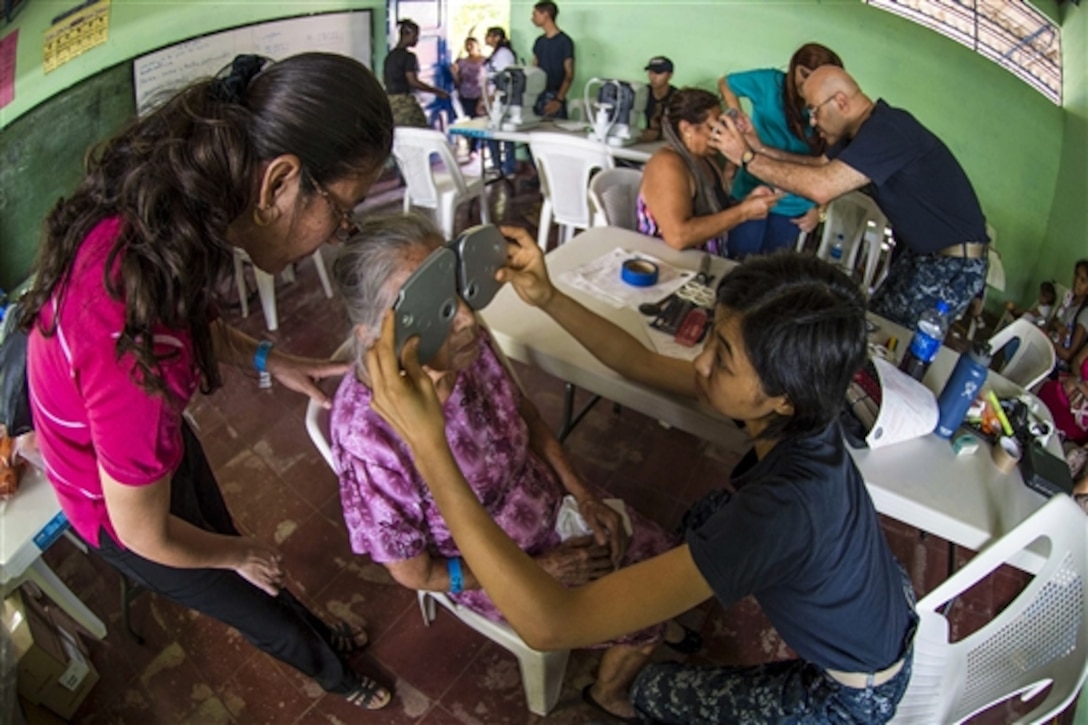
[664,624,703,655]
[329,622,368,654]
[345,675,392,710]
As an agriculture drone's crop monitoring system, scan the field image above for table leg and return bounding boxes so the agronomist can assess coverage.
[26,558,107,639]
[558,383,601,442]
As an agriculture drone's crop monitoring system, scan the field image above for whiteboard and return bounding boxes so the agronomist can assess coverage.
[133,11,373,115]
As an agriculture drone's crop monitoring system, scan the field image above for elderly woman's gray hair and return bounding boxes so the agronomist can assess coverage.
[332,213,444,354]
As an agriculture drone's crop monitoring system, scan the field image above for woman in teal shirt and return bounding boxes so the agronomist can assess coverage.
[718,43,842,259]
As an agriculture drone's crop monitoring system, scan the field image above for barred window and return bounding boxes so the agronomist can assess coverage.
[864,1,1062,104]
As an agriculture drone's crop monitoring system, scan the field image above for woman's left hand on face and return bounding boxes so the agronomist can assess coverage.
[578,496,630,568]
[266,353,351,409]
[365,311,447,450]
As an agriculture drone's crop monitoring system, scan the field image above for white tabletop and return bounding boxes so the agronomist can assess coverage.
[482,228,741,447]
[449,118,664,164]
[0,463,68,582]
[480,226,1053,571]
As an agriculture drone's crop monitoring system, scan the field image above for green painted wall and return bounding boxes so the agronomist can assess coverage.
[0,0,1082,307]
[502,0,1080,309]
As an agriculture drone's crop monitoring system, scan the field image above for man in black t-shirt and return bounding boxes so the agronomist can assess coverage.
[711,65,989,328]
[640,56,677,143]
[530,1,574,120]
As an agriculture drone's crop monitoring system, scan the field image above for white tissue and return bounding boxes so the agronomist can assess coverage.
[554,495,633,541]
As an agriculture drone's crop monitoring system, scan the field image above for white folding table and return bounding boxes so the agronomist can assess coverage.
[0,464,107,637]
[480,226,1057,572]
[448,117,664,167]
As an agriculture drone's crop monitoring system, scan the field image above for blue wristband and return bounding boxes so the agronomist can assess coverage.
[447,557,463,594]
[253,340,274,373]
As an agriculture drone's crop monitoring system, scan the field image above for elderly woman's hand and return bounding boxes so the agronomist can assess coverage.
[496,225,556,309]
[266,351,351,409]
[534,535,615,586]
[578,496,630,568]
[366,311,448,454]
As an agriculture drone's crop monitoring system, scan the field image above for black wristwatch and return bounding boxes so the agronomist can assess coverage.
[741,149,755,171]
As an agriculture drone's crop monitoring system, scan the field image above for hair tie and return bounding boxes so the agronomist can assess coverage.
[209,54,268,104]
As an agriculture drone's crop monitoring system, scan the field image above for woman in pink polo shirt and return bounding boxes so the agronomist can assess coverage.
[21,53,394,710]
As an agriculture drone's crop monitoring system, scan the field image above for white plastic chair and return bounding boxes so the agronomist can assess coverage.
[810,192,890,292]
[303,344,571,717]
[392,127,490,239]
[528,131,615,247]
[892,494,1088,724]
[987,317,1057,391]
[233,247,333,332]
[588,167,642,230]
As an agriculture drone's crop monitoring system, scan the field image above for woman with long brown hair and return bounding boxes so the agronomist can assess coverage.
[636,88,780,254]
[22,53,395,710]
[718,42,844,258]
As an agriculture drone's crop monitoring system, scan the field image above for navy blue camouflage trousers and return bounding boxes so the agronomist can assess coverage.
[869,248,987,329]
[631,489,917,724]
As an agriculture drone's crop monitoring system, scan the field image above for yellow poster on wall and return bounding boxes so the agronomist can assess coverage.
[42,0,110,73]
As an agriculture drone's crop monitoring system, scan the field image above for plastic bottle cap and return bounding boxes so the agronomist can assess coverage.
[936,300,950,314]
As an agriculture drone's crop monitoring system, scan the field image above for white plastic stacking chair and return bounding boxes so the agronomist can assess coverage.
[303,340,571,717]
[416,590,570,716]
[892,494,1088,724]
[233,247,333,332]
[528,131,615,247]
[814,191,890,291]
[987,317,1056,391]
[588,167,643,230]
[392,127,489,239]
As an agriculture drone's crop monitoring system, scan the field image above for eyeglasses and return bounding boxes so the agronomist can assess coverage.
[307,171,360,242]
[805,94,837,119]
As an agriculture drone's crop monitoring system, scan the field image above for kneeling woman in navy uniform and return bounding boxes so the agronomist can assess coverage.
[365,228,917,724]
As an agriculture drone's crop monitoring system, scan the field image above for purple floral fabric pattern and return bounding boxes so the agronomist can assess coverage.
[330,332,675,644]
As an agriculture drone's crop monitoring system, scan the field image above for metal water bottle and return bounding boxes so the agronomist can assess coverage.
[935,342,992,439]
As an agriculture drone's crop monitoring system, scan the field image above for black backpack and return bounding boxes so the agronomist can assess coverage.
[0,302,33,436]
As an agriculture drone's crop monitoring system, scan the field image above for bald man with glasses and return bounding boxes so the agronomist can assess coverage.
[710,66,989,329]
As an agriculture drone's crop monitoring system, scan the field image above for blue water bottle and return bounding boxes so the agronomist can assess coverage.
[935,342,992,439]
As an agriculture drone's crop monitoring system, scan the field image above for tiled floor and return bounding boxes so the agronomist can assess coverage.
[31,160,1078,723]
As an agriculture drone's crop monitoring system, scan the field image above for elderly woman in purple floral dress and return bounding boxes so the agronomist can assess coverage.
[329,214,690,720]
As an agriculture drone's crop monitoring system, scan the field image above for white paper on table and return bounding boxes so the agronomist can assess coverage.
[554,495,633,540]
[866,357,939,449]
[557,247,694,309]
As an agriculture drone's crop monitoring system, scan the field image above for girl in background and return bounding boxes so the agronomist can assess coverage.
[482,27,518,177]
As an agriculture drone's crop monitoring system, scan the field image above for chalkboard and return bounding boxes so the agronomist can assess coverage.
[0,61,135,292]
[134,11,373,115]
